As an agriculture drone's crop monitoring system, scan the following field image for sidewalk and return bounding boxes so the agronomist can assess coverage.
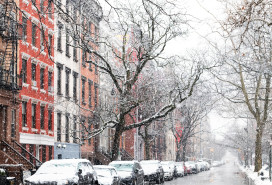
[239,165,272,185]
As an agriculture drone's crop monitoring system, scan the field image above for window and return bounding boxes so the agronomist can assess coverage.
[32,104,36,128]
[48,109,52,130]
[82,78,86,104]
[40,31,44,51]
[88,118,92,145]
[40,106,45,129]
[48,34,52,56]
[42,145,46,162]
[48,71,52,92]
[88,80,92,108]
[22,102,27,127]
[95,56,98,75]
[49,146,53,160]
[40,68,44,89]
[22,59,27,83]
[29,144,34,164]
[31,63,36,81]
[40,0,44,13]
[73,116,77,143]
[73,38,77,62]
[22,144,26,158]
[22,17,27,41]
[57,66,62,95]
[48,0,52,18]
[82,49,86,67]
[57,113,61,142]
[65,114,69,142]
[65,68,70,98]
[88,53,92,71]
[66,29,70,57]
[57,24,63,52]
[94,83,98,108]
[32,0,36,6]
[73,72,78,101]
[32,23,37,47]
[11,109,15,138]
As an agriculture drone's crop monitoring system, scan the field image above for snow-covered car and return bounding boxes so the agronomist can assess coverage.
[94,165,120,185]
[186,161,198,174]
[24,159,98,185]
[184,162,192,174]
[161,161,175,180]
[175,162,185,177]
[109,161,144,185]
[140,160,164,184]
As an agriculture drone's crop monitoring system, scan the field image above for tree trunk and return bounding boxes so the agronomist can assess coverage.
[182,143,187,161]
[145,139,150,160]
[111,124,123,161]
[254,122,264,172]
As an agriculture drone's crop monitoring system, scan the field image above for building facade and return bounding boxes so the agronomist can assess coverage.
[18,0,55,163]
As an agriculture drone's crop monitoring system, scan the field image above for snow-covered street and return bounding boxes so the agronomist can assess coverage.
[164,162,251,185]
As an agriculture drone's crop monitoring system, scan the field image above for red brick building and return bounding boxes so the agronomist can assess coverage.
[18,0,55,164]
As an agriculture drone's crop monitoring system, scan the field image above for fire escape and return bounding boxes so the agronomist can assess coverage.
[0,0,21,91]
[0,1,42,184]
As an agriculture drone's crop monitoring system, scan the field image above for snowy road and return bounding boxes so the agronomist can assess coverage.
[163,162,252,185]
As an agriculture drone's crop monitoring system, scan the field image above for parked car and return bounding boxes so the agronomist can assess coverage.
[25,159,98,185]
[140,160,164,184]
[161,161,175,180]
[109,161,144,185]
[186,161,198,174]
[184,162,192,174]
[174,162,185,177]
[94,165,120,185]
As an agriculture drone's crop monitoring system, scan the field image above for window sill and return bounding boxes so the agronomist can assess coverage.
[48,131,54,135]
[31,86,38,91]
[73,58,78,63]
[66,53,71,58]
[22,83,29,88]
[31,45,38,52]
[22,0,29,5]
[48,18,54,24]
[40,129,46,134]
[49,92,54,96]
[41,51,46,56]
[82,102,86,106]
[40,89,46,94]
[21,40,29,46]
[22,127,29,131]
[31,128,38,132]
[57,49,63,53]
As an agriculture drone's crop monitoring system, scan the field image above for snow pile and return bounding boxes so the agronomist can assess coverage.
[239,165,272,185]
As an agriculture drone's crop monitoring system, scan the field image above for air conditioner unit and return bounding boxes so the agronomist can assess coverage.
[32,80,37,87]
[48,86,54,92]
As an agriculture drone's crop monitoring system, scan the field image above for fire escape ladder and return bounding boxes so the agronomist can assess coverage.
[0,0,21,91]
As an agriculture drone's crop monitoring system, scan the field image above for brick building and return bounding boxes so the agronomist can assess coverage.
[18,0,55,164]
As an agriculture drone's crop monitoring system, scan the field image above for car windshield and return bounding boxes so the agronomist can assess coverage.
[36,163,76,174]
[94,168,112,177]
[110,163,133,171]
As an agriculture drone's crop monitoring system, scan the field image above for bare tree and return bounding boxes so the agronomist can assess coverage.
[204,0,272,172]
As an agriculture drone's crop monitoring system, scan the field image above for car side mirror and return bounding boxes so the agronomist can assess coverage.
[78,169,82,175]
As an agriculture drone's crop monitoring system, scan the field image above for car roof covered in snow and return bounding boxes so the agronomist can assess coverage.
[94,165,116,169]
[109,160,138,165]
[44,159,91,165]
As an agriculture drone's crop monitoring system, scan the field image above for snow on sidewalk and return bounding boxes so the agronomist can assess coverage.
[239,165,272,185]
